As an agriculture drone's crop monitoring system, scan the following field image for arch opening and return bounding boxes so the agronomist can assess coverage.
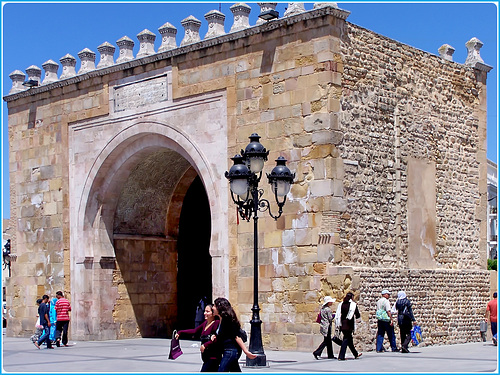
[111,149,212,338]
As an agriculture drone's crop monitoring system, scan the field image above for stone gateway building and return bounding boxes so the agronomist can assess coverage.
[3,3,495,352]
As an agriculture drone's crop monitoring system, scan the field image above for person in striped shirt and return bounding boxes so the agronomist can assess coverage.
[54,291,71,347]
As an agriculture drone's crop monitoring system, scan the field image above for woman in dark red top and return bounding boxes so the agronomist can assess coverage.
[176,304,221,372]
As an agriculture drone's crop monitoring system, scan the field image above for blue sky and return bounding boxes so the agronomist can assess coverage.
[1,1,498,219]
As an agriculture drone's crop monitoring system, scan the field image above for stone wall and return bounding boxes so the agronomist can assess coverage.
[338,22,484,271]
[356,268,490,351]
[4,79,109,336]
[113,237,177,338]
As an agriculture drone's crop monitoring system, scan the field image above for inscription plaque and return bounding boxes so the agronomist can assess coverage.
[114,74,168,112]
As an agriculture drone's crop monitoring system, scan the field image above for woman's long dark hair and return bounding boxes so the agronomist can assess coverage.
[214,297,240,328]
[343,292,354,303]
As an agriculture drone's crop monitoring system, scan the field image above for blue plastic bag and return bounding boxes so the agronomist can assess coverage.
[411,325,423,346]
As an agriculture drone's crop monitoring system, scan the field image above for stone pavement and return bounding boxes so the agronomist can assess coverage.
[1,335,498,373]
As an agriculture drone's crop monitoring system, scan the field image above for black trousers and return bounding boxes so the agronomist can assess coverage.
[55,320,70,345]
[338,330,358,360]
[399,322,412,350]
[313,326,334,358]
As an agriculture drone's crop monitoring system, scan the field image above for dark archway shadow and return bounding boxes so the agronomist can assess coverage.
[176,176,212,335]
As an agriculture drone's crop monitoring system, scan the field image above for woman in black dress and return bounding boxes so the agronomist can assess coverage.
[335,292,362,361]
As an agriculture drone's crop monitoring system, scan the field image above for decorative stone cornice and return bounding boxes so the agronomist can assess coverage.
[77,48,96,74]
[230,3,251,32]
[97,42,116,68]
[180,15,202,46]
[474,62,493,73]
[60,54,77,79]
[204,10,226,39]
[4,5,350,102]
[8,70,26,94]
[438,44,455,62]
[116,36,135,63]
[136,29,156,58]
[41,59,59,85]
[158,22,177,52]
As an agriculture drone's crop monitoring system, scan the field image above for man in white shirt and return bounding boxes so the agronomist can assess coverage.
[376,289,399,352]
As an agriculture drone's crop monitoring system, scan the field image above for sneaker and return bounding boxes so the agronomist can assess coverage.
[401,347,410,353]
[313,353,320,360]
[392,348,400,352]
[33,342,40,349]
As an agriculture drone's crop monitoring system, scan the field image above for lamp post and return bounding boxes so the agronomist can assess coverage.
[225,133,295,367]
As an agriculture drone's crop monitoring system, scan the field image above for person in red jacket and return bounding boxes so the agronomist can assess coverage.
[54,291,71,347]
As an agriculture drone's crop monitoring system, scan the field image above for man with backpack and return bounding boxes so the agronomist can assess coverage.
[375,290,399,352]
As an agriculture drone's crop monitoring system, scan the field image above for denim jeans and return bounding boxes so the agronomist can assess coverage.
[491,322,497,337]
[376,320,397,351]
[37,324,52,348]
[218,347,240,372]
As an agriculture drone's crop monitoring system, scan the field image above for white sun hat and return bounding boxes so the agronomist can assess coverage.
[322,296,336,306]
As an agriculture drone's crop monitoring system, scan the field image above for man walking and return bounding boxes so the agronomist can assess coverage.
[485,292,497,345]
[54,291,71,347]
[33,295,53,349]
[375,289,399,352]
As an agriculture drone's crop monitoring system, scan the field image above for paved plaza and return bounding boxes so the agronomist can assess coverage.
[1,334,498,373]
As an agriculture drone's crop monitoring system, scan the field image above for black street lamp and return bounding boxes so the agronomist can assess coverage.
[225,133,295,367]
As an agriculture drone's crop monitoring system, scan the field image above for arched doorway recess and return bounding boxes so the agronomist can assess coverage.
[71,121,228,340]
[111,149,212,338]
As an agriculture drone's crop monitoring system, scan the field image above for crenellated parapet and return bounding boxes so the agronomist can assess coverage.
[59,54,77,79]
[284,2,305,17]
[438,44,455,62]
[464,37,493,72]
[8,70,25,94]
[25,65,42,86]
[116,36,135,63]
[77,48,96,74]
[97,42,116,68]
[136,29,156,58]
[158,22,178,52]
[41,60,59,85]
[180,15,202,46]
[6,3,493,97]
[229,3,251,32]
[204,10,226,39]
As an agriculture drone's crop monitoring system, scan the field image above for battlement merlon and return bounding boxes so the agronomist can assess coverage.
[464,37,493,72]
